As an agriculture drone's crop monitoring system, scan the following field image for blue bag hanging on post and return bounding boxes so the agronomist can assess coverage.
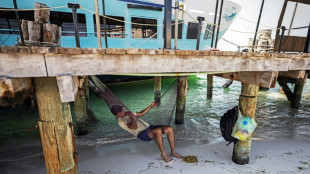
[231,110,257,141]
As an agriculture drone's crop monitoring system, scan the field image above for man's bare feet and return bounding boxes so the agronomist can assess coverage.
[170,152,183,159]
[161,153,173,163]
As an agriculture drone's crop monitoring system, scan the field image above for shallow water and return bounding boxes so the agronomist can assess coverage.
[0,75,310,160]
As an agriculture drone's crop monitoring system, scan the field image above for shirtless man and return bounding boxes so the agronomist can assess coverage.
[111,102,183,163]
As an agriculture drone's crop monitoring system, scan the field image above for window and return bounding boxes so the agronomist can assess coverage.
[50,11,87,37]
[131,17,157,38]
[93,15,125,38]
[204,24,213,40]
[186,22,198,39]
[163,21,183,39]
[0,9,34,34]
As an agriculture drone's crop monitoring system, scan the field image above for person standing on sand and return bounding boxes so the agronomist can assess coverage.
[111,102,183,163]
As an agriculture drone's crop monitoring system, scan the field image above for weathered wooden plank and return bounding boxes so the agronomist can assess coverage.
[56,76,78,103]
[0,77,33,106]
[82,48,105,54]
[44,54,291,76]
[215,71,279,88]
[31,47,58,54]
[43,24,61,46]
[0,53,47,77]
[145,49,163,54]
[28,21,42,42]
[58,47,82,54]
[34,3,50,23]
[289,57,310,70]
[279,70,306,80]
[1,46,31,54]
[21,20,29,40]
[126,48,145,54]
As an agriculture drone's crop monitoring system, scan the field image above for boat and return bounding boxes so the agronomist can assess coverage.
[0,0,241,50]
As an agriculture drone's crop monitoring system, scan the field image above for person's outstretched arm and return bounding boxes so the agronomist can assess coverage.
[135,102,157,117]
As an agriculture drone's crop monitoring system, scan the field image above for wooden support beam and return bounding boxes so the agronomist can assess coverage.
[279,71,306,81]
[232,83,259,164]
[56,76,78,103]
[34,77,77,174]
[207,75,213,99]
[175,76,188,124]
[291,72,308,109]
[0,77,33,107]
[74,76,88,135]
[216,71,278,88]
[154,76,161,104]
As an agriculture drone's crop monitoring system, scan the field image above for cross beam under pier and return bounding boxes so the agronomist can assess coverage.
[1,47,310,78]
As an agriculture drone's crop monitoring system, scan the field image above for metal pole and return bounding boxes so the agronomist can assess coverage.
[68,3,81,48]
[13,0,25,46]
[164,0,172,49]
[288,2,298,36]
[252,0,265,52]
[174,1,179,49]
[196,17,205,50]
[278,26,286,53]
[215,0,224,49]
[94,0,102,48]
[211,0,219,48]
[102,0,108,48]
[304,23,310,53]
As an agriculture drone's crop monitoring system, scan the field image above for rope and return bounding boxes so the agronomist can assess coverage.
[0,5,68,11]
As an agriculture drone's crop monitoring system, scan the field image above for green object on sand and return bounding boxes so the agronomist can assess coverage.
[183,156,198,163]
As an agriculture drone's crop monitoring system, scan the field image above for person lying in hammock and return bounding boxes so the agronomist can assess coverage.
[111,102,183,163]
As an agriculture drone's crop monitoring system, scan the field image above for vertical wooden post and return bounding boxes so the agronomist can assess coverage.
[232,83,259,165]
[174,1,179,49]
[175,76,188,124]
[291,73,308,109]
[34,77,77,174]
[94,0,102,48]
[154,76,161,104]
[74,77,88,135]
[207,74,213,100]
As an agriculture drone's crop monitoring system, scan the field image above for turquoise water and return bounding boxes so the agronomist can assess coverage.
[0,75,310,150]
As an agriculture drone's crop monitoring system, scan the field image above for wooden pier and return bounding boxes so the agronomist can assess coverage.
[1,46,310,172]
[1,47,310,78]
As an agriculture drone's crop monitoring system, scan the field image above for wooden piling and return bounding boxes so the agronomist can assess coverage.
[74,77,88,135]
[175,76,188,124]
[154,77,161,104]
[291,73,308,109]
[232,83,259,165]
[207,74,213,99]
[34,77,77,174]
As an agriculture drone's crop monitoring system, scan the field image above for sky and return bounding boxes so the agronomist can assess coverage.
[217,0,310,51]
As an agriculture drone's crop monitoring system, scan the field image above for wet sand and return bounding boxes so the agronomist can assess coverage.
[1,138,310,174]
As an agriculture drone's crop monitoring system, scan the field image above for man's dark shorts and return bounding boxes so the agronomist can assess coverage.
[137,125,163,141]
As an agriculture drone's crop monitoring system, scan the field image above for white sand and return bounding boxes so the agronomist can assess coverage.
[9,138,310,174]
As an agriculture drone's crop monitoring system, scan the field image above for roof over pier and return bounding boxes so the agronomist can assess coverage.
[1,46,310,78]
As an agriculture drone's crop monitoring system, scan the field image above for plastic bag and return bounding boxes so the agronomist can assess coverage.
[231,110,257,141]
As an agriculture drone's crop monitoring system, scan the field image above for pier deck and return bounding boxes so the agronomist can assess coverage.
[1,46,310,78]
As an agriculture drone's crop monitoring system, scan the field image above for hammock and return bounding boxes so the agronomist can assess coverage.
[90,76,178,136]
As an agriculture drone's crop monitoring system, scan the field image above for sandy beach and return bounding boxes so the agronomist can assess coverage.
[1,137,310,174]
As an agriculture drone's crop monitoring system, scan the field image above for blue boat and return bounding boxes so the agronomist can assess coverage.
[0,0,241,50]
